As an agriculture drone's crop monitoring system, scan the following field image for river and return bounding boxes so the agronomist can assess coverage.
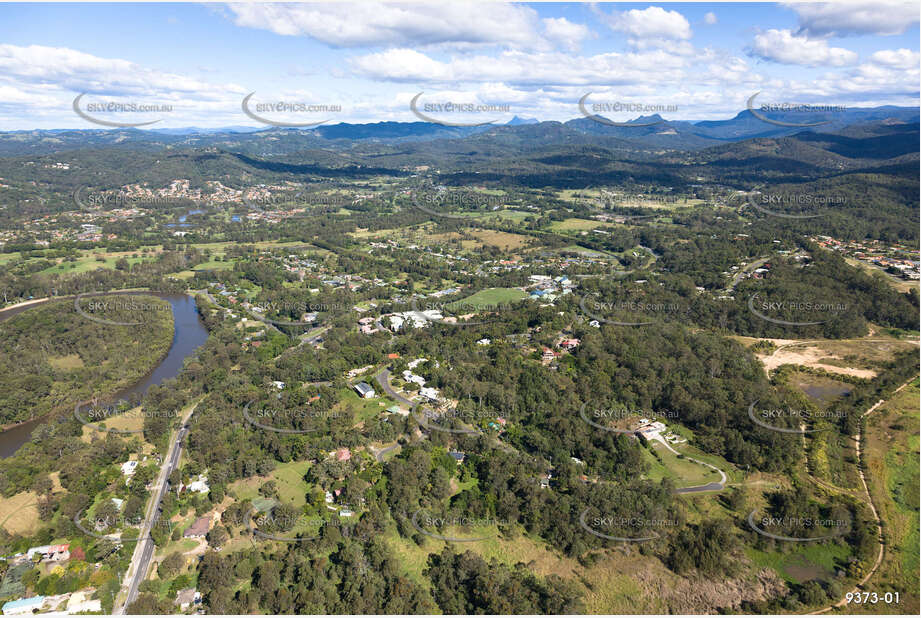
[0,292,208,458]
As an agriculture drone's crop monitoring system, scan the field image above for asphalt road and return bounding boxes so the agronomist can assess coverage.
[726,255,770,292]
[374,443,400,462]
[375,368,414,407]
[674,481,724,494]
[115,407,195,614]
[301,326,329,345]
[654,435,728,495]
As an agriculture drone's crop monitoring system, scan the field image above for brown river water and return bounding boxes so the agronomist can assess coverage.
[0,292,207,458]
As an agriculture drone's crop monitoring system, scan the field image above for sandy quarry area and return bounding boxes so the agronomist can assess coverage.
[758,341,877,378]
[751,335,919,379]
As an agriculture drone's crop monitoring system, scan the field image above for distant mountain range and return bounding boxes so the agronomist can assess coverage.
[0,105,916,157]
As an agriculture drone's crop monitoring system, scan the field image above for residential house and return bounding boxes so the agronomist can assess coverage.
[388,315,404,332]
[419,387,439,401]
[26,544,69,562]
[347,365,373,379]
[186,475,209,494]
[402,370,426,386]
[120,460,138,477]
[353,382,375,398]
[174,588,201,611]
[183,516,211,539]
[637,421,667,438]
[2,596,45,615]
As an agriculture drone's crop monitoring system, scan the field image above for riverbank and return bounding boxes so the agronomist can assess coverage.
[0,292,208,458]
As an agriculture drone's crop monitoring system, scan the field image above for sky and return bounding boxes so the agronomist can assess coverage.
[0,1,918,130]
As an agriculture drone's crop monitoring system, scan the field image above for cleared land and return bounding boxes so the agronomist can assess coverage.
[229,460,310,509]
[447,287,528,310]
[741,335,919,378]
[550,218,613,232]
[0,490,40,536]
[846,258,919,294]
[79,405,148,443]
[644,442,716,487]
[858,379,920,614]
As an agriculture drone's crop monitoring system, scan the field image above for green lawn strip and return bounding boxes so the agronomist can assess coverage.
[445,287,527,311]
[746,543,851,585]
[649,442,713,487]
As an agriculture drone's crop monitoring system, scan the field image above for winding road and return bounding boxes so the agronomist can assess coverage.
[372,442,400,463]
[652,434,728,494]
[375,368,414,408]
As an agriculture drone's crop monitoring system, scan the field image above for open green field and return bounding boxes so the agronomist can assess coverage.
[558,244,617,258]
[230,460,311,508]
[79,405,146,441]
[645,441,717,488]
[167,270,197,280]
[271,460,311,506]
[483,209,534,221]
[193,258,234,271]
[447,287,527,310]
[336,387,394,425]
[619,197,705,209]
[556,188,601,200]
[550,218,612,232]
[383,522,580,591]
[0,491,40,536]
[450,209,533,222]
[747,542,852,584]
[190,240,322,252]
[39,254,153,275]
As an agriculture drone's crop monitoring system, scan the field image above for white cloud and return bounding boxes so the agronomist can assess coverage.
[749,29,858,67]
[349,48,690,87]
[813,59,920,100]
[0,43,246,128]
[869,48,920,69]
[542,17,591,52]
[599,6,693,49]
[704,12,717,25]
[629,38,696,55]
[349,48,453,82]
[225,2,549,50]
[788,1,920,36]
[0,44,236,100]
